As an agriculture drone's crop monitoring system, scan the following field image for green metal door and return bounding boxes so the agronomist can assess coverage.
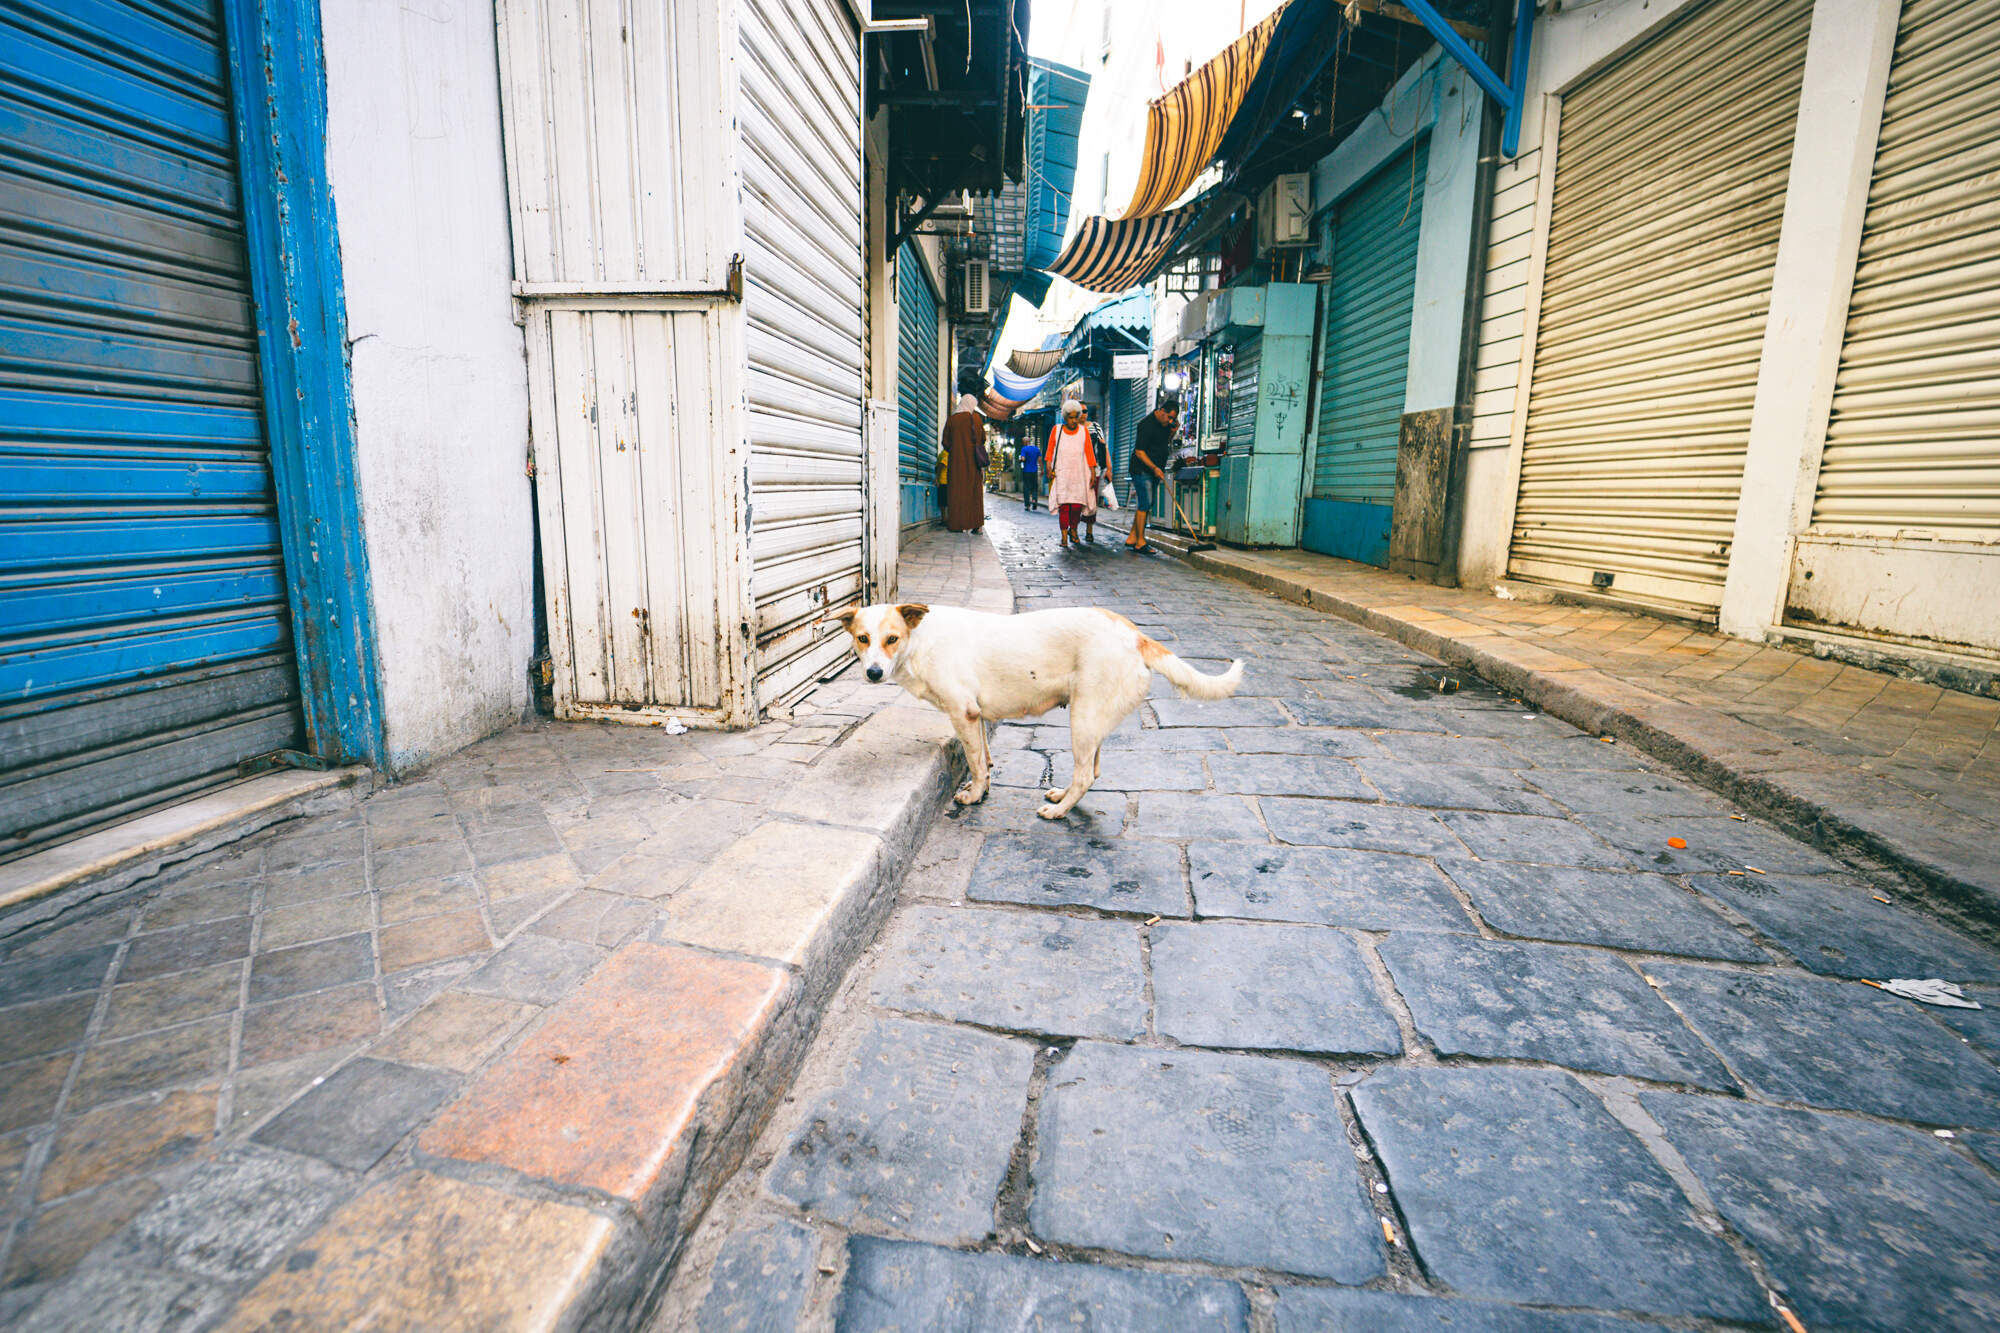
[1308,139,1427,564]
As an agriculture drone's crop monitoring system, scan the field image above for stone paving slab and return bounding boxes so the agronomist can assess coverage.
[1188,843,1472,931]
[1692,872,2000,982]
[421,942,790,1201]
[1259,798,1465,856]
[767,1016,1032,1245]
[868,906,1146,1039]
[1031,1042,1383,1280]
[969,833,1184,916]
[1436,811,1634,868]
[1354,761,1562,816]
[1205,753,1375,798]
[1350,1067,1767,1321]
[836,1236,1251,1331]
[1376,934,1734,1088]
[1273,1287,1675,1333]
[694,1220,817,1333]
[1439,859,1764,960]
[1643,963,2000,1127]
[1150,922,1401,1054]
[1645,1093,2000,1333]
[217,1170,615,1333]
[1130,792,1271,842]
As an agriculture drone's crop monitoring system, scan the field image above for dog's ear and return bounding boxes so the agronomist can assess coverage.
[895,603,929,630]
[826,606,861,633]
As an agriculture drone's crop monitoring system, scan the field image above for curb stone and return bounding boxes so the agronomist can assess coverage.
[1165,542,2000,940]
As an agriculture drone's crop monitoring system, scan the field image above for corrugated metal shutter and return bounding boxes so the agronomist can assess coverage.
[897,244,941,524]
[1508,0,1812,618]
[1,2,304,856]
[1227,336,1261,449]
[1313,139,1427,502]
[740,0,867,706]
[1114,375,1147,504]
[1808,0,2000,541]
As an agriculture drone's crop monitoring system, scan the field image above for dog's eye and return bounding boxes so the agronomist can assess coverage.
[884,635,899,646]
[855,635,869,646]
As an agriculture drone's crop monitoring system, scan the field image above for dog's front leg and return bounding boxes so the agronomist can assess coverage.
[948,705,990,805]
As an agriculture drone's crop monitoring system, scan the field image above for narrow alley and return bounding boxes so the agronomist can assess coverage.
[657,499,2000,1333]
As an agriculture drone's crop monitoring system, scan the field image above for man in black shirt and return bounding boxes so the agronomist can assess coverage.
[1126,393,1178,553]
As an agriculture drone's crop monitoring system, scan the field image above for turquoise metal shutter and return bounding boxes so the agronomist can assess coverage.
[1313,139,1428,504]
[1227,335,1261,450]
[1,0,305,856]
[895,243,940,525]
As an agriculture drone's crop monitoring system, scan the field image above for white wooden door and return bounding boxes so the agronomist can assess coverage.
[496,0,750,722]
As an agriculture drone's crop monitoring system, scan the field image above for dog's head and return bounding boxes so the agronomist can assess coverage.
[830,603,928,683]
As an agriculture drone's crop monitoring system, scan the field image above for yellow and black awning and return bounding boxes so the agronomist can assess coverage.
[1046,207,1195,293]
[1120,4,1287,219]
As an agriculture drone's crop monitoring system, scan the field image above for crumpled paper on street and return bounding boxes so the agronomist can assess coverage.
[1878,978,1982,1009]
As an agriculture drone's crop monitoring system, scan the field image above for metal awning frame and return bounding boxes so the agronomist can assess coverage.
[1400,0,1535,156]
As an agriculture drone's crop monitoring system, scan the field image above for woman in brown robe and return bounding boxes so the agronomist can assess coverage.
[941,393,987,533]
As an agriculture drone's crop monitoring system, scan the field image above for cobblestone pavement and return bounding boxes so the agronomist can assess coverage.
[657,499,2000,1333]
[0,534,987,1327]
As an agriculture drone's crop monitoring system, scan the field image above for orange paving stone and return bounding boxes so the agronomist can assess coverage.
[420,941,789,1201]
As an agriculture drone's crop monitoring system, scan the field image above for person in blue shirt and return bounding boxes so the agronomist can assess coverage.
[1017,435,1042,511]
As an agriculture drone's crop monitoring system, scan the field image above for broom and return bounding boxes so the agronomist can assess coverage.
[1171,484,1216,554]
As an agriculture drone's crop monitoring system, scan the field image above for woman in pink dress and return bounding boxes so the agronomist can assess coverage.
[1045,400,1099,549]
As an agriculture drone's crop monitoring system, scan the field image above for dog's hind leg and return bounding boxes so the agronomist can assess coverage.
[1039,722,1103,819]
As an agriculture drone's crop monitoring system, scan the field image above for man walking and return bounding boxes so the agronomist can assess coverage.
[1017,433,1042,511]
[1126,392,1177,553]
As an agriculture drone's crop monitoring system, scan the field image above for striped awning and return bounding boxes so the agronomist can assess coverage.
[1046,206,1192,293]
[1007,348,1064,377]
[1120,4,1287,219]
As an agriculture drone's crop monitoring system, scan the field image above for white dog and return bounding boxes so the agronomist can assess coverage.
[834,602,1243,818]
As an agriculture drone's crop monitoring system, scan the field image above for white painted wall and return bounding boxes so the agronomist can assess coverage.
[319,0,536,772]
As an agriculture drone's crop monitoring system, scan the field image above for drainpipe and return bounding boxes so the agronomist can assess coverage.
[1432,0,1513,589]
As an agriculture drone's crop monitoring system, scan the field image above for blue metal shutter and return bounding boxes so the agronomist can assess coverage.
[896,243,940,525]
[1,0,303,855]
[1113,375,1147,504]
[1313,138,1428,502]
[1227,335,1261,450]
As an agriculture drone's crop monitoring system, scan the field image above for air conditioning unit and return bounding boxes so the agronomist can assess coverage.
[1257,173,1313,249]
[961,259,990,315]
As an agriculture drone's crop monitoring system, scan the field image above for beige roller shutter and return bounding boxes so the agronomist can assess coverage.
[739,0,869,707]
[1508,0,1812,619]
[1782,0,2000,655]
[1807,0,2000,541]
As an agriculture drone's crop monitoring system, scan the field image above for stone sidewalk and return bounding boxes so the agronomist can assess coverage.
[655,499,2000,1333]
[1123,520,2000,929]
[0,527,1004,1331]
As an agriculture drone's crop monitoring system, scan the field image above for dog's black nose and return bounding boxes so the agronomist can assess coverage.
[866,665,884,682]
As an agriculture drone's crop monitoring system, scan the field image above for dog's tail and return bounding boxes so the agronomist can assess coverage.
[1140,639,1244,700]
